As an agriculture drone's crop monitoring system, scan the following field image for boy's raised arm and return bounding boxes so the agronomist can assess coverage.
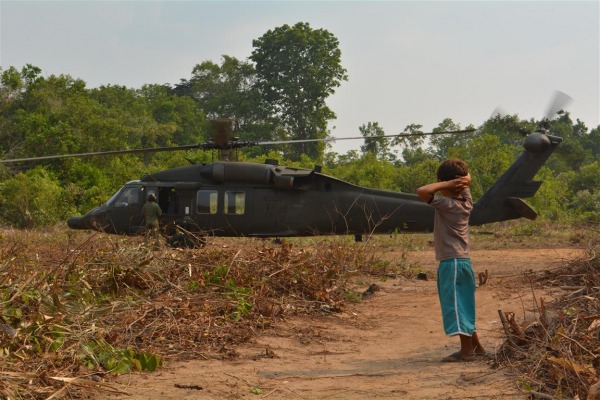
[416,173,471,203]
[417,181,449,203]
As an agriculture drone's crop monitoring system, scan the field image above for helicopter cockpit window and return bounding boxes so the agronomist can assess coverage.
[113,187,140,208]
[197,190,218,214]
[224,191,245,215]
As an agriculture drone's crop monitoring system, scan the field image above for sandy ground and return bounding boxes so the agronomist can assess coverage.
[100,247,585,400]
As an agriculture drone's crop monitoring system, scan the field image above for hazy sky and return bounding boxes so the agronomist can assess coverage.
[1,1,598,154]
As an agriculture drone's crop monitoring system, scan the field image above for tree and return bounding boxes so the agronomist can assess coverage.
[394,123,433,165]
[477,113,529,147]
[359,122,395,161]
[529,167,571,220]
[447,134,515,199]
[428,118,472,159]
[564,161,600,195]
[138,84,206,146]
[174,56,265,126]
[0,167,70,228]
[579,124,600,159]
[395,158,439,193]
[174,56,280,156]
[4,72,92,163]
[401,146,435,166]
[545,113,591,172]
[250,22,348,160]
[330,152,399,190]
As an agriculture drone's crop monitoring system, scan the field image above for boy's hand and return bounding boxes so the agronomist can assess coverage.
[450,173,471,193]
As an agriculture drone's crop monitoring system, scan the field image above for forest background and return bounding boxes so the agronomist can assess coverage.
[0,22,599,230]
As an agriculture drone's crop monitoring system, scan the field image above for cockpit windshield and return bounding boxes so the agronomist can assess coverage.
[106,185,141,207]
[105,189,123,206]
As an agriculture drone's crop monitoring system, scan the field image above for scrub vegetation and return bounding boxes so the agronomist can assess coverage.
[0,228,407,399]
[0,224,597,399]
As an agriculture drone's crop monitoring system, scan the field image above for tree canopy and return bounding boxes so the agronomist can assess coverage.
[250,22,348,160]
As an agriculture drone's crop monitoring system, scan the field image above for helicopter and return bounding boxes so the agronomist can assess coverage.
[0,105,566,247]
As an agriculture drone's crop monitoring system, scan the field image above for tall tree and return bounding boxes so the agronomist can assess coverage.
[545,112,590,172]
[173,56,273,141]
[428,118,473,159]
[394,123,432,165]
[138,83,206,146]
[359,122,395,162]
[250,22,348,160]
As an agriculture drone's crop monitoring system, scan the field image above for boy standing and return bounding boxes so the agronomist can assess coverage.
[416,158,485,362]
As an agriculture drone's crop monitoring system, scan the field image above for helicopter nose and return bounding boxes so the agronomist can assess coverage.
[67,216,84,230]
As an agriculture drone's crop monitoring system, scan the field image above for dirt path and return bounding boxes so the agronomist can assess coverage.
[101,247,584,400]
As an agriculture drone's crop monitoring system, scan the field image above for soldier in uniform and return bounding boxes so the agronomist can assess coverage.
[142,193,162,246]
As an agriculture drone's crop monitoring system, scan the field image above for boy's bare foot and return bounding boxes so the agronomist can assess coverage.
[473,345,487,356]
[441,351,475,362]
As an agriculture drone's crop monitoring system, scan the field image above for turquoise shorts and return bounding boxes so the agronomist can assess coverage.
[437,258,476,336]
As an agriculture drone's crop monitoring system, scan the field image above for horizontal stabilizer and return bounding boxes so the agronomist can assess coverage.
[506,197,537,220]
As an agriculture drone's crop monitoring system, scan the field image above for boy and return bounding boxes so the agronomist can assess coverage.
[416,158,485,362]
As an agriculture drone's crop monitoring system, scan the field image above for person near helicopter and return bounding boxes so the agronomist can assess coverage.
[142,193,162,245]
[416,158,486,362]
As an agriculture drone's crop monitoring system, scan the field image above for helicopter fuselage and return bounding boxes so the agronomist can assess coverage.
[67,131,563,241]
[68,161,436,238]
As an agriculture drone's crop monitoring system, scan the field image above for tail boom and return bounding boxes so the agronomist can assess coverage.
[470,132,561,226]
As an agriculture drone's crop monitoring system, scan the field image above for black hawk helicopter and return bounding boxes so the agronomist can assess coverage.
[0,97,568,247]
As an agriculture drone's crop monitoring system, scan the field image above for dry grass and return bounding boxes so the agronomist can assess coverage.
[495,231,600,400]
[0,220,596,399]
[0,227,401,399]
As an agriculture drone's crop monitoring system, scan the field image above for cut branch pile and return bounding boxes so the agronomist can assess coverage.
[497,242,600,400]
[0,230,382,399]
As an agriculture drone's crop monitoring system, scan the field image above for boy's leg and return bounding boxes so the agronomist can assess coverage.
[459,334,475,357]
[472,332,486,354]
[441,335,475,362]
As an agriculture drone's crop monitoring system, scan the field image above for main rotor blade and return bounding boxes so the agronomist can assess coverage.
[545,90,573,120]
[0,129,475,163]
[0,144,202,163]
[257,129,476,145]
[489,106,509,119]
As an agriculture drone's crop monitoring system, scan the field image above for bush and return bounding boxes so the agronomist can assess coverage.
[0,167,72,228]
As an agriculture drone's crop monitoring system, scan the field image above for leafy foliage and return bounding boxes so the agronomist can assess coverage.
[0,167,71,227]
[250,22,348,160]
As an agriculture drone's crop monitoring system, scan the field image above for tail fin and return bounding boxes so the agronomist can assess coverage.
[470,132,562,226]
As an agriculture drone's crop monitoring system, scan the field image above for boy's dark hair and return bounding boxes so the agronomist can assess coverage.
[437,158,469,182]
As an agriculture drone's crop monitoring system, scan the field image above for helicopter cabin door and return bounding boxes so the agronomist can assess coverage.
[157,186,194,232]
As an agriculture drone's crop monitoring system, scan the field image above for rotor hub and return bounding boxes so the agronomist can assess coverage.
[523,131,551,153]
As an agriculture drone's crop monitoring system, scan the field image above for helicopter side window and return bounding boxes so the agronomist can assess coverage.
[197,190,218,214]
[114,187,140,208]
[224,191,245,215]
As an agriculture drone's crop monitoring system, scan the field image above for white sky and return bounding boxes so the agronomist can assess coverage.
[1,0,598,154]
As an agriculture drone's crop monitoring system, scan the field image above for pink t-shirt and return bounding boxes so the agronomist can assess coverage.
[430,188,472,261]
